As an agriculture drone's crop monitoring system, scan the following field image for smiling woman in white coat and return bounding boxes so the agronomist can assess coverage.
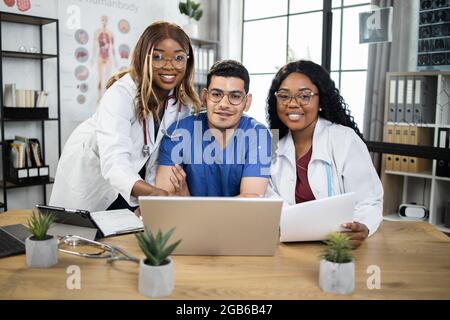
[266,60,383,248]
[50,21,201,213]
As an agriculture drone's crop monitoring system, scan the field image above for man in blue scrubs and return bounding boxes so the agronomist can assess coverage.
[156,60,271,197]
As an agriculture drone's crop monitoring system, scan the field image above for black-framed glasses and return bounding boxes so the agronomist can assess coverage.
[206,89,247,105]
[151,53,189,70]
[274,90,318,106]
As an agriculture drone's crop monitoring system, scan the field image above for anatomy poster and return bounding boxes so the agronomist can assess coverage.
[59,0,148,121]
[0,0,57,17]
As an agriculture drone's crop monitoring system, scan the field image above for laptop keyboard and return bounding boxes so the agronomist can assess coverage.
[0,228,25,258]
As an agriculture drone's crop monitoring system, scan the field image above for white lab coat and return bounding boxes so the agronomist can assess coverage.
[268,117,383,236]
[50,73,190,212]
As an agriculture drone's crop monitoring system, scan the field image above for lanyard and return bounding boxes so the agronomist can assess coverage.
[325,163,333,197]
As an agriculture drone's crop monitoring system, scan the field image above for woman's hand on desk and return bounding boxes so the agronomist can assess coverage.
[169,164,190,196]
[340,222,369,249]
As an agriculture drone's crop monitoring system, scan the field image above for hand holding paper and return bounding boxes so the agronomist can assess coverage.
[280,192,355,242]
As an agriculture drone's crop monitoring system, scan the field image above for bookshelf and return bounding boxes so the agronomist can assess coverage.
[1,51,57,59]
[381,71,450,234]
[0,11,61,211]
[190,37,219,99]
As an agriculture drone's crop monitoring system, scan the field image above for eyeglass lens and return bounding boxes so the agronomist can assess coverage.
[152,53,188,69]
[276,91,315,105]
[208,90,246,105]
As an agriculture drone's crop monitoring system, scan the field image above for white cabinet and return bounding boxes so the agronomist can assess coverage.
[381,71,450,234]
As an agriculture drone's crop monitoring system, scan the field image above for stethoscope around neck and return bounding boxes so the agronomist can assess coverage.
[141,94,183,157]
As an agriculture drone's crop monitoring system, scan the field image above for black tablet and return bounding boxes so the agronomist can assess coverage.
[36,205,98,230]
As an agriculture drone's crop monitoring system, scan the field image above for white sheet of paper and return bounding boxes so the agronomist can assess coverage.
[280,192,355,242]
[90,209,144,237]
[48,223,97,241]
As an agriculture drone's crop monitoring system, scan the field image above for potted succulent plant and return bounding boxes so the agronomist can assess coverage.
[178,0,203,38]
[319,232,355,294]
[25,211,58,268]
[135,227,182,298]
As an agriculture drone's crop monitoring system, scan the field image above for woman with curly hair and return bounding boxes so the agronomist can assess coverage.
[267,60,383,247]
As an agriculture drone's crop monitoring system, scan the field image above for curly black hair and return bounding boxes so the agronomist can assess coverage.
[266,60,363,141]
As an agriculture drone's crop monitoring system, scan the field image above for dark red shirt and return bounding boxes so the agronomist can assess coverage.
[295,147,316,204]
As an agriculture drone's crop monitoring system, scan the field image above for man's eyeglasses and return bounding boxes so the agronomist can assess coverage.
[274,90,318,106]
[206,89,247,105]
[151,53,189,70]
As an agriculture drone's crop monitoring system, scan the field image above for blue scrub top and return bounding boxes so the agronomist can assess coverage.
[158,112,272,196]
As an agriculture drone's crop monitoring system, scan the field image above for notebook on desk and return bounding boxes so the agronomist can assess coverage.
[139,196,283,256]
[36,205,144,239]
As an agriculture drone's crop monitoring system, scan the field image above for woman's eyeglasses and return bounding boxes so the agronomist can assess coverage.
[152,53,189,70]
[274,90,318,106]
[206,89,247,105]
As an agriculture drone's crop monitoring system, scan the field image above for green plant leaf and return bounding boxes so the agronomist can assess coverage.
[179,2,187,15]
[160,227,176,249]
[156,229,162,245]
[144,229,158,255]
[320,232,353,263]
[136,232,159,265]
[186,0,193,17]
[135,227,182,266]
[27,211,56,240]
[155,229,164,256]
[179,0,202,20]
[194,9,203,21]
[161,239,182,258]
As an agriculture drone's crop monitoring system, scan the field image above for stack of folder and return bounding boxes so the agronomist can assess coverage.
[5,137,48,185]
[388,75,437,124]
[437,128,450,177]
[193,45,215,89]
[383,124,433,173]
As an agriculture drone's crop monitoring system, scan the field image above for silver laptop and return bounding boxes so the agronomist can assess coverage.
[139,196,283,256]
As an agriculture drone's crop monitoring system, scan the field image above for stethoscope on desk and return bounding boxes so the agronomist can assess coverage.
[142,95,183,157]
[58,235,139,264]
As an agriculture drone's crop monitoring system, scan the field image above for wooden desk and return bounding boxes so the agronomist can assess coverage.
[1,210,450,299]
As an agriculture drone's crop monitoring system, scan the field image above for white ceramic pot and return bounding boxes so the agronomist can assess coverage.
[25,235,58,268]
[139,257,174,298]
[319,259,355,294]
[183,22,199,38]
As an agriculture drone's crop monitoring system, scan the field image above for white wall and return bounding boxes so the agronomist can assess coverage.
[219,0,243,61]
[0,0,219,210]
